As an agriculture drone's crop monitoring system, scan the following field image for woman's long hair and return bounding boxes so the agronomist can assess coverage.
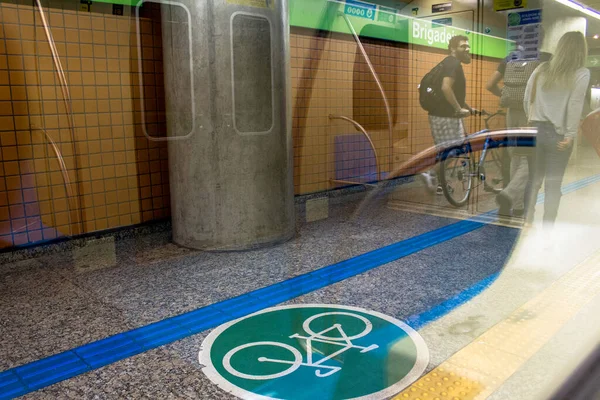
[540,31,588,90]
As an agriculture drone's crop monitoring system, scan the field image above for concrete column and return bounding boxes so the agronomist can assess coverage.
[160,0,294,251]
[539,1,587,54]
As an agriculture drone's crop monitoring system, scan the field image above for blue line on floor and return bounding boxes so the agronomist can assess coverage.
[405,272,501,330]
[1,174,599,400]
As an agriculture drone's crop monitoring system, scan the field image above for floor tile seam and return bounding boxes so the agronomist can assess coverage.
[55,284,141,334]
[241,220,474,299]
[310,221,482,282]
[60,279,138,330]
[133,225,443,298]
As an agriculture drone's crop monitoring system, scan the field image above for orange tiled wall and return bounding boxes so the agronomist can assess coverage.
[290,29,504,194]
[291,33,409,194]
[0,8,504,249]
[0,1,169,248]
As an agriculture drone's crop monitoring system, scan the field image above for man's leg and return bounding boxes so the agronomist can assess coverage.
[423,116,442,193]
[425,116,465,194]
[497,108,530,215]
[437,117,466,194]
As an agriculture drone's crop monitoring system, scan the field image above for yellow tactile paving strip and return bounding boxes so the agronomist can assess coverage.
[394,249,600,400]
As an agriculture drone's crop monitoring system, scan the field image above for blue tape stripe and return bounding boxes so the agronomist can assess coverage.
[15,352,89,391]
[404,272,501,330]
[0,382,26,400]
[0,371,23,399]
[0,371,19,390]
[536,174,600,204]
[1,173,599,400]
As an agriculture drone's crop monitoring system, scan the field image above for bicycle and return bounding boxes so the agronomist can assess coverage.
[222,311,379,380]
[439,110,508,207]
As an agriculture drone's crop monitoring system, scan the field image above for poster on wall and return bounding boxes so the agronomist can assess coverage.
[432,2,452,13]
[507,9,542,60]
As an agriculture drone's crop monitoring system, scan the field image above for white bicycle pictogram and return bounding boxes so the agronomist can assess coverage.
[222,312,379,380]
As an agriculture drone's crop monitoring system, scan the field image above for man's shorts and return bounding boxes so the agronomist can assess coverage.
[428,115,465,145]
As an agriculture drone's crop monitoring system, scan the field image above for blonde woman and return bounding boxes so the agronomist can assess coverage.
[523,31,590,227]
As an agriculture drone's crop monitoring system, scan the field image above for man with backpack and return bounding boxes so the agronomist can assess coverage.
[486,45,551,216]
[420,35,474,194]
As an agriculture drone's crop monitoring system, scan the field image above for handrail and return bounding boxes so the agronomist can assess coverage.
[329,114,381,184]
[34,0,82,235]
[340,13,394,174]
[36,129,76,231]
[387,129,537,180]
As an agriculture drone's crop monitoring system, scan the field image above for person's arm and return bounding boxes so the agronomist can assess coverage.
[560,69,591,148]
[441,77,461,111]
[486,71,503,97]
[441,77,470,116]
[523,69,536,120]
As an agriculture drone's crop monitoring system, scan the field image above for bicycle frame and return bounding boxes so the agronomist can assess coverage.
[285,324,378,377]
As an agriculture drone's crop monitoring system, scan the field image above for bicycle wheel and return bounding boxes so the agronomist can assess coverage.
[439,146,474,207]
[303,312,373,341]
[481,148,505,194]
[223,341,303,380]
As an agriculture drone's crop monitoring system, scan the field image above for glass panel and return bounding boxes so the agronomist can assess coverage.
[2,0,600,398]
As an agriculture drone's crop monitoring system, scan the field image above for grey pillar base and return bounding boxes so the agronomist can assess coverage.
[173,228,295,252]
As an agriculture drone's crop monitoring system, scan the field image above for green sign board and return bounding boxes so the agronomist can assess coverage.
[290,0,510,58]
[587,55,600,68]
[90,0,511,58]
[199,304,429,400]
[409,18,508,58]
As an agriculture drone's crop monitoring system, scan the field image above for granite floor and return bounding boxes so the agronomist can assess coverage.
[2,146,600,400]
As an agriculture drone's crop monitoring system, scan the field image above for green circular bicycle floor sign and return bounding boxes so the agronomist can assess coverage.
[199,304,429,400]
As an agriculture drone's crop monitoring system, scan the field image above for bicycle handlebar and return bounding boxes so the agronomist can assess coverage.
[453,109,506,117]
[453,109,506,130]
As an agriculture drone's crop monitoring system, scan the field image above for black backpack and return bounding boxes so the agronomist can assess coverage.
[500,59,541,109]
[418,62,445,112]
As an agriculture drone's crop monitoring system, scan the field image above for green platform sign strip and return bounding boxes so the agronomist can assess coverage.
[199,305,429,400]
[290,0,510,58]
[91,0,510,58]
[409,18,508,57]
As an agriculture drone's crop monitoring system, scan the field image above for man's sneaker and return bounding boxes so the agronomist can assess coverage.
[496,192,512,216]
[437,184,454,195]
[420,172,436,193]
